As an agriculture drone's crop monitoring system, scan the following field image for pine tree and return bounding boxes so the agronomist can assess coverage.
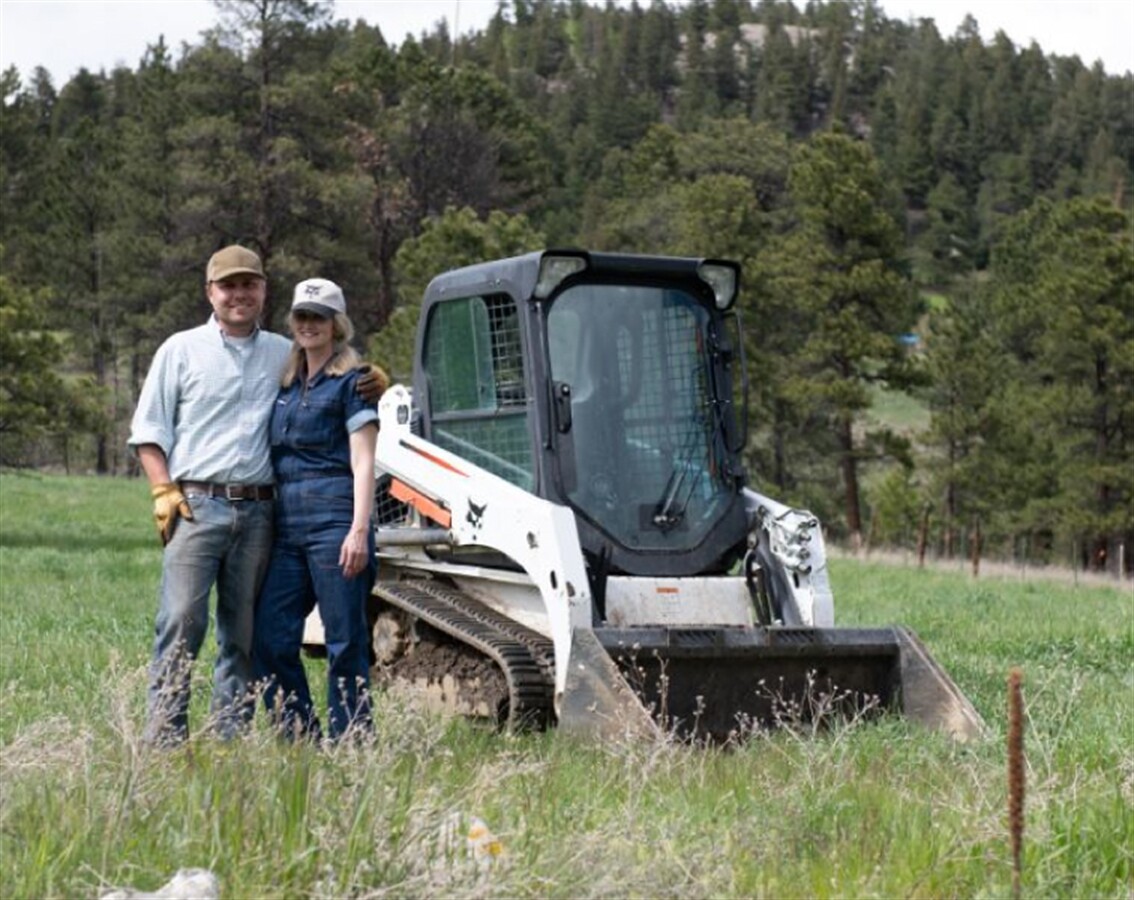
[369,207,544,382]
[921,283,1006,557]
[763,131,918,541]
[989,197,1134,571]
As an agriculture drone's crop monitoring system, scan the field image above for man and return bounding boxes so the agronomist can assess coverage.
[129,245,383,745]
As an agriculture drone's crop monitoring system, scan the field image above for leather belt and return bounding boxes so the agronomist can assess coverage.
[180,481,276,501]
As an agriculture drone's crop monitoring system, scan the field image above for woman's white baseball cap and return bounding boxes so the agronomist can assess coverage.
[292,278,346,318]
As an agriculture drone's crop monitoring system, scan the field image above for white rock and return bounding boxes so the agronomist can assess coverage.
[100,868,220,900]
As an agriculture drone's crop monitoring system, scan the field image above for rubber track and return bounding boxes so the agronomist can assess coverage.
[374,579,555,729]
[409,578,558,677]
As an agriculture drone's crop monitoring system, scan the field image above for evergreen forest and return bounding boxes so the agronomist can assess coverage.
[1,0,1131,573]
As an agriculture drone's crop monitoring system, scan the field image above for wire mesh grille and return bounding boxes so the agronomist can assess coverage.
[486,296,526,409]
[619,304,714,490]
[373,475,410,526]
[548,284,729,549]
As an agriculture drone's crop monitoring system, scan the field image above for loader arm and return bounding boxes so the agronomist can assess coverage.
[744,489,834,627]
[375,385,591,707]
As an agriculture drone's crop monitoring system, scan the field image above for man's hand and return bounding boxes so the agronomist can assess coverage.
[151,483,193,545]
[356,363,390,404]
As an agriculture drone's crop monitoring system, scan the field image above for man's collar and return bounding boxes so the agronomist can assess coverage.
[208,314,260,342]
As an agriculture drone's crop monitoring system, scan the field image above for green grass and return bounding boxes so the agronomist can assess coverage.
[2,473,1131,898]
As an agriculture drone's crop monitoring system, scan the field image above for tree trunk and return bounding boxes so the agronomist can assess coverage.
[944,438,958,559]
[772,400,788,492]
[1092,354,1112,572]
[970,516,982,578]
[255,0,276,327]
[838,414,862,548]
[90,239,110,474]
[917,505,930,568]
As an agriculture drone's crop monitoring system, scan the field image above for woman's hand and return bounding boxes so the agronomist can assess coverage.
[339,526,369,578]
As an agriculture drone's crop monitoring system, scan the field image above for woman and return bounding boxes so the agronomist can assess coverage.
[253,277,384,741]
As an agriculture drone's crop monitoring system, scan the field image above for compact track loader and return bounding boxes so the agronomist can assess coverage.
[308,250,984,742]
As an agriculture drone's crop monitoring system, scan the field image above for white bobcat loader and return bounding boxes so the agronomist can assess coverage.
[307,250,983,741]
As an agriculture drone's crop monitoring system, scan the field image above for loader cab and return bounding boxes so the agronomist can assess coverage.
[414,250,749,578]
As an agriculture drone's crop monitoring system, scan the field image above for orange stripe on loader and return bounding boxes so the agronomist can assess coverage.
[390,479,452,529]
[401,440,468,477]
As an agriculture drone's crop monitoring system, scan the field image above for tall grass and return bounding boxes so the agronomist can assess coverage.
[1,473,1131,899]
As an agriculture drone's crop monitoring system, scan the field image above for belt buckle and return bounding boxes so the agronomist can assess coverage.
[224,484,243,501]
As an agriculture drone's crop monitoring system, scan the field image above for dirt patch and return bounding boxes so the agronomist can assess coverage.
[373,639,509,722]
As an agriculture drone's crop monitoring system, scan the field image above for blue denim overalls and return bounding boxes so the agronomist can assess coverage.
[254,365,377,740]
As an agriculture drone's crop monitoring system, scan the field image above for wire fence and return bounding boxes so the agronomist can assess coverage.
[829,541,1133,591]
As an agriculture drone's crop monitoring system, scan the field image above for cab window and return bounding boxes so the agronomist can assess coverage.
[422,295,533,490]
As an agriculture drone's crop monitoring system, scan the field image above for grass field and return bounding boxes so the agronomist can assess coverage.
[1,473,1131,899]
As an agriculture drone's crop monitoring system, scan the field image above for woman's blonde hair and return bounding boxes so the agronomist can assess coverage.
[280,311,362,387]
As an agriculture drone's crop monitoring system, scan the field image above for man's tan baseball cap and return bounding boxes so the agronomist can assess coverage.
[207,245,265,282]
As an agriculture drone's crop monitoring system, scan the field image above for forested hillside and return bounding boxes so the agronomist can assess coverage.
[1,0,1131,572]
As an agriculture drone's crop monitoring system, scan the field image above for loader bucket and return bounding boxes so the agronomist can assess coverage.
[558,625,984,742]
[558,628,663,742]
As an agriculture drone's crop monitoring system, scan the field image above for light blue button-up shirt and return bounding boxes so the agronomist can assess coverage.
[128,316,292,485]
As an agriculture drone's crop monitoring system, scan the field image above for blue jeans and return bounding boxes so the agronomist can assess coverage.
[254,479,374,741]
[145,493,274,744]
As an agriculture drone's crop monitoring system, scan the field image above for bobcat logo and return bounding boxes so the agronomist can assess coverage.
[466,499,487,529]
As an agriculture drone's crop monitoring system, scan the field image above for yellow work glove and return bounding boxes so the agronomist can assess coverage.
[151,482,193,546]
[356,363,390,404]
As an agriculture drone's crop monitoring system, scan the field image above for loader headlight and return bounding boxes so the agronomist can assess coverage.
[698,261,739,310]
[535,254,588,299]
